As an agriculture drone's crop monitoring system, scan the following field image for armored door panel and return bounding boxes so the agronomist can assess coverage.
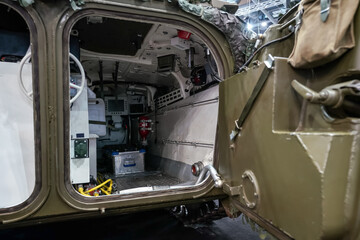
[217,58,360,239]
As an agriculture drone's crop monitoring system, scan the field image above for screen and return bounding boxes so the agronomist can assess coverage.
[157,54,175,72]
[108,99,125,112]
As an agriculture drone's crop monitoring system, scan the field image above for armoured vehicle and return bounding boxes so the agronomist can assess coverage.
[0,0,359,239]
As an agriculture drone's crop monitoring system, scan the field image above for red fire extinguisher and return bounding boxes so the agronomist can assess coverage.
[139,116,151,146]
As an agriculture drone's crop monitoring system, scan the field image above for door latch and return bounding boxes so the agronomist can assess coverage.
[320,0,331,22]
[291,80,360,108]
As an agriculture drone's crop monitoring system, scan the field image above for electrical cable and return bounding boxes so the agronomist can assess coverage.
[206,52,222,82]
[83,179,113,194]
[78,186,90,196]
[238,30,294,73]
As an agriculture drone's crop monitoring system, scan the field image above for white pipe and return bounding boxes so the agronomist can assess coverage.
[195,165,223,188]
[80,49,152,65]
[69,53,86,104]
[18,52,33,101]
[148,40,171,48]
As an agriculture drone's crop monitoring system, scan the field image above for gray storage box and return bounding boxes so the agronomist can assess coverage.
[112,151,145,175]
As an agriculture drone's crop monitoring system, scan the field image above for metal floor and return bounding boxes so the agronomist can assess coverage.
[115,171,181,190]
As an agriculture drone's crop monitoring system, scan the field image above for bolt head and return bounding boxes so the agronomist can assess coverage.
[319,91,328,99]
[305,93,313,99]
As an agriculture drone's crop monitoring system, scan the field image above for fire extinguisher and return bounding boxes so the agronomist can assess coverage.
[139,116,152,146]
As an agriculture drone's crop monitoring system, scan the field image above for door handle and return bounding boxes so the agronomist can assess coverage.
[291,79,360,108]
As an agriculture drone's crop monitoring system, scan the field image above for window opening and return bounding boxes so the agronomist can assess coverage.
[68,16,221,197]
[0,4,36,208]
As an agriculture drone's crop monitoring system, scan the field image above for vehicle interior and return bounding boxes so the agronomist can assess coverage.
[67,15,221,196]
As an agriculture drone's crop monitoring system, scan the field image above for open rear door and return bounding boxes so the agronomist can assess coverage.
[216,55,360,239]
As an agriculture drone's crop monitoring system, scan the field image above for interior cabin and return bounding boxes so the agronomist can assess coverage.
[0,5,222,204]
[68,15,221,196]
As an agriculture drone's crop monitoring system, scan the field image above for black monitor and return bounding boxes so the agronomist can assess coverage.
[157,54,175,72]
[105,97,128,115]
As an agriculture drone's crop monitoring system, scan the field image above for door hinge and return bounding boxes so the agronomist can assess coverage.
[223,183,241,196]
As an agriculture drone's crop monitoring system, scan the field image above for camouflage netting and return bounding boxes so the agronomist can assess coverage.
[177,0,250,72]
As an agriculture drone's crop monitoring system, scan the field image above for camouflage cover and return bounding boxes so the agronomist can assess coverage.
[178,0,249,71]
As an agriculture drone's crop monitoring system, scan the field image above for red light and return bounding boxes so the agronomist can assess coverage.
[191,165,197,174]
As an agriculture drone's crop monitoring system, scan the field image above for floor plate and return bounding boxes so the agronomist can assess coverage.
[114,171,181,190]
